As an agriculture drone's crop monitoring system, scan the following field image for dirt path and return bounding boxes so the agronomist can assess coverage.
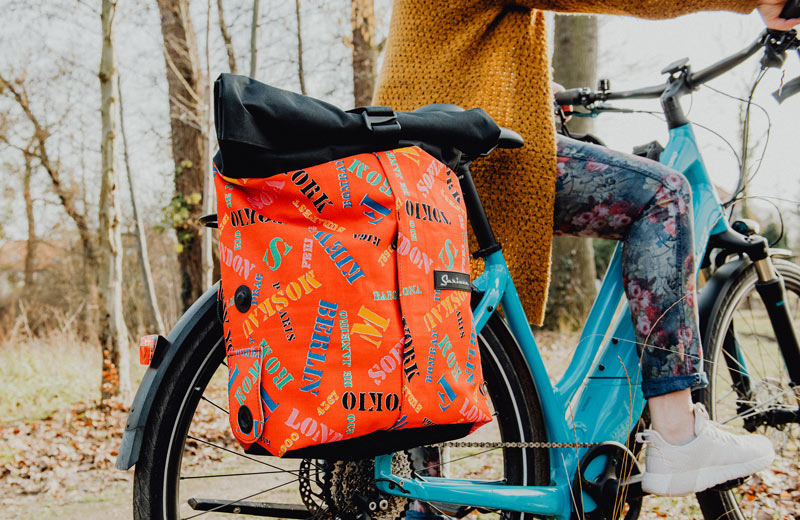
[2,333,798,519]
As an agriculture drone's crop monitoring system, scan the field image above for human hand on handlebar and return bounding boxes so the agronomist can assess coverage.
[758,0,800,31]
[551,81,573,120]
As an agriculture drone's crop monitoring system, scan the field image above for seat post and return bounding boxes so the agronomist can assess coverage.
[457,162,501,258]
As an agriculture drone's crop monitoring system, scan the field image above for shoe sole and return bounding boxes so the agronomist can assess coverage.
[641,454,774,497]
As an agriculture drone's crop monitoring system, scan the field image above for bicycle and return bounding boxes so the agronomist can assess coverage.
[117,27,800,520]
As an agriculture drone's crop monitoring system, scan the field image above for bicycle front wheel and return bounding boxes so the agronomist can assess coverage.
[132,310,549,520]
[696,257,800,519]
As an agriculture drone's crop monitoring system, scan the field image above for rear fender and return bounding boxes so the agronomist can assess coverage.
[115,283,221,470]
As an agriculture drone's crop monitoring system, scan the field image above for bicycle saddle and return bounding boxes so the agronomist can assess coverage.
[214,74,509,179]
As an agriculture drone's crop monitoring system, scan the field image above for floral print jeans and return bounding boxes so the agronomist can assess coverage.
[409,136,708,514]
[554,134,707,398]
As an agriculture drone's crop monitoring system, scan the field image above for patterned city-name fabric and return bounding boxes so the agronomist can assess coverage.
[214,147,492,456]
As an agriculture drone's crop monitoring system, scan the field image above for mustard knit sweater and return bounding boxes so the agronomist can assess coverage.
[373,0,760,325]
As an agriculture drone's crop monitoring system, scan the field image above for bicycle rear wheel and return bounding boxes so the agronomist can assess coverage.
[132,311,549,520]
[695,258,800,519]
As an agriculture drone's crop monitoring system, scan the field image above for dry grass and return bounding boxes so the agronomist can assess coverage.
[0,329,146,425]
[0,330,100,424]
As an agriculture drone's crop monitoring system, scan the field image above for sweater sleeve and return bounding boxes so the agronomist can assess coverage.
[519,0,760,17]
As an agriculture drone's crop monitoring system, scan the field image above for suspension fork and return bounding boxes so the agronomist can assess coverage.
[751,257,800,388]
[710,229,800,389]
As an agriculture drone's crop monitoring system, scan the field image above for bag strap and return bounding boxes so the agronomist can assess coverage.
[347,106,402,142]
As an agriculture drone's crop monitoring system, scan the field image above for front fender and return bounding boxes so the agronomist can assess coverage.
[115,283,221,470]
[697,258,751,345]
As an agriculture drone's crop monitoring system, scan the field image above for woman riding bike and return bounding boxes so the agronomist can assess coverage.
[373,0,800,500]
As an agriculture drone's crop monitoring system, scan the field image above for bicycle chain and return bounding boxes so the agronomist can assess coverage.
[428,440,600,449]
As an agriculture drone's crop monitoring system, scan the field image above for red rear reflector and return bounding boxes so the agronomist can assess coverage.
[139,335,158,365]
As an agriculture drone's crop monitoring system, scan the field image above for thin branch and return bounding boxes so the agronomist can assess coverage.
[216,0,237,74]
[295,0,306,94]
[162,42,204,105]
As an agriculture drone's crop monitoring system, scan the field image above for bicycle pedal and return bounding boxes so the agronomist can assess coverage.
[708,476,748,491]
[621,473,645,499]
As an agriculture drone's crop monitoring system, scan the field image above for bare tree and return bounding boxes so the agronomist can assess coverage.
[295,0,306,94]
[216,0,238,74]
[155,0,208,310]
[98,0,131,400]
[0,77,98,272]
[250,0,260,77]
[22,144,36,288]
[0,73,102,340]
[351,0,377,106]
[118,74,166,333]
[543,14,599,331]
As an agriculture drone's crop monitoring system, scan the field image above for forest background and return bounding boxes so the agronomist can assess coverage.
[0,0,797,518]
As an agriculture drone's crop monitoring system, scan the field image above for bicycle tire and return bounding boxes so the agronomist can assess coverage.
[694,258,800,520]
[132,310,549,520]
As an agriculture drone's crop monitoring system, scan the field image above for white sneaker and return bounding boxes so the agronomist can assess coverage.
[637,403,775,497]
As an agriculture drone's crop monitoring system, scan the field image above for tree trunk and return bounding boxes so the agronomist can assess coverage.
[98,0,132,401]
[22,148,36,289]
[543,14,599,331]
[155,0,208,311]
[351,0,377,107]
[216,0,238,74]
[202,0,214,290]
[250,0,260,78]
[295,0,306,95]
[118,74,166,333]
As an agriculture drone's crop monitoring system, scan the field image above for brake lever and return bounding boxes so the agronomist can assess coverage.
[761,28,798,68]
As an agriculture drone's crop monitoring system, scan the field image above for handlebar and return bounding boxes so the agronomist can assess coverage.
[555,29,799,108]
[781,0,800,20]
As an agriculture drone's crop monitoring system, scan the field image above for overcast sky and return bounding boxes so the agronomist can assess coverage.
[594,10,799,239]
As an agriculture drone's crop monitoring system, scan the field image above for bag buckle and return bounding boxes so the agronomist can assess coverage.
[351,106,402,140]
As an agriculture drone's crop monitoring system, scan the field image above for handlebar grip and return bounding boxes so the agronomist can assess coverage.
[780,0,800,19]
[554,88,586,106]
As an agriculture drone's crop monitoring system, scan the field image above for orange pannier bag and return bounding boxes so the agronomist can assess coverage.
[213,75,496,459]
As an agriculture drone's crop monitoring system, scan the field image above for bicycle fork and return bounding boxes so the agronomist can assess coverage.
[710,227,800,428]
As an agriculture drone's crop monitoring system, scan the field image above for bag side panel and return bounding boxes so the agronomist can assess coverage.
[377,148,492,432]
[215,154,406,456]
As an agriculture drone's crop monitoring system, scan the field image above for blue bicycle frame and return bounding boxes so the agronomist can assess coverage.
[374,122,734,519]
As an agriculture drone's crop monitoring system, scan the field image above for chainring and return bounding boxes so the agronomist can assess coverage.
[571,441,643,520]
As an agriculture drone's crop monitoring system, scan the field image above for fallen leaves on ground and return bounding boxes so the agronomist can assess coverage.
[0,400,128,496]
[1,391,799,519]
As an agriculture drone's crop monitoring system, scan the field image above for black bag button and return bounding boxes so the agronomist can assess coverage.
[237,405,253,435]
[234,285,252,312]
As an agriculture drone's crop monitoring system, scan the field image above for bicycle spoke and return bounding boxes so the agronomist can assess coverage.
[714,386,737,405]
[180,469,296,480]
[744,303,771,382]
[198,394,229,415]
[720,387,798,425]
[418,447,501,475]
[185,435,305,478]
